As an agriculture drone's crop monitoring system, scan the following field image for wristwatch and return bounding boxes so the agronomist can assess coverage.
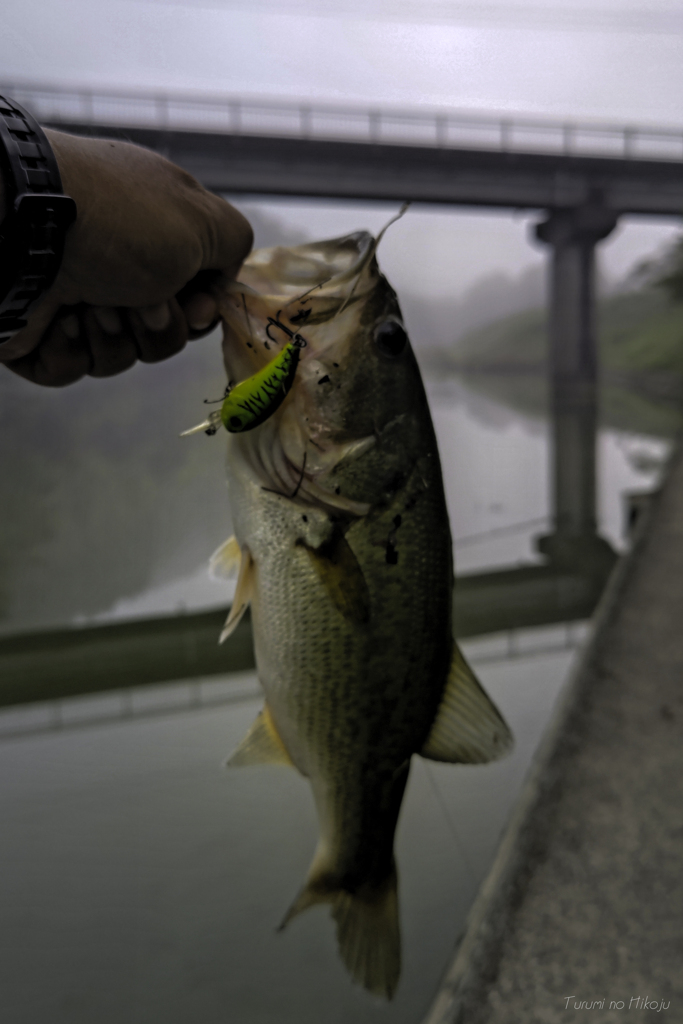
[0,94,76,344]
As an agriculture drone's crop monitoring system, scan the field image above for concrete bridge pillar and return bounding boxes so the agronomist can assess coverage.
[534,205,619,573]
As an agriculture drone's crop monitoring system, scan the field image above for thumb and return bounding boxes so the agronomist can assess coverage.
[176,195,253,337]
[199,193,254,287]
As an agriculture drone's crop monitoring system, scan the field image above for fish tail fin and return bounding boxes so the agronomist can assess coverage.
[332,865,401,1001]
[279,861,401,1000]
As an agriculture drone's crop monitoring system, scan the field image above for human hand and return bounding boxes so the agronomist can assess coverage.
[0,129,252,385]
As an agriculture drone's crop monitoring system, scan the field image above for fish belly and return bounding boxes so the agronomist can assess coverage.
[249,457,452,874]
[228,433,452,998]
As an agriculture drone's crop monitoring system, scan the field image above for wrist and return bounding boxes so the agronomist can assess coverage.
[0,97,76,343]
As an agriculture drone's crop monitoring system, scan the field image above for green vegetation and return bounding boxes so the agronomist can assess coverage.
[654,234,683,304]
[451,287,683,375]
[450,306,548,369]
[449,286,683,437]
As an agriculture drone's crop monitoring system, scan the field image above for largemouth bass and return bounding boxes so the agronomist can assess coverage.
[212,227,512,999]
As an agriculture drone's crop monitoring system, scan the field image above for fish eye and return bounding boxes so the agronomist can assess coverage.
[373,320,407,358]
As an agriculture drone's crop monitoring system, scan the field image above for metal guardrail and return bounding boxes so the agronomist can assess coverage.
[5,80,683,163]
[0,621,588,742]
[0,558,610,713]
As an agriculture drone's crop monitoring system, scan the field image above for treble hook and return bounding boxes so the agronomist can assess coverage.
[266,311,308,349]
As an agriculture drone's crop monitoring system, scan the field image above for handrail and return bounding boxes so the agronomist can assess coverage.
[4,79,683,163]
[0,624,586,742]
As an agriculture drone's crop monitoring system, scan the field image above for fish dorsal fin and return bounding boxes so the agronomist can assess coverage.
[421,643,513,764]
[226,703,294,768]
[219,547,255,644]
[209,535,242,581]
[303,530,370,626]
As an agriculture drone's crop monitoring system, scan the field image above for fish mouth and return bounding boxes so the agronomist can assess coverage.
[216,232,385,516]
[219,231,379,380]
[220,206,409,381]
[237,231,376,304]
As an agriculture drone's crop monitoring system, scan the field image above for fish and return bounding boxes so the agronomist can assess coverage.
[212,224,513,1000]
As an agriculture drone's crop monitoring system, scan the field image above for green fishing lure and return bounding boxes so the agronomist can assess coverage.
[221,318,306,432]
[182,314,307,438]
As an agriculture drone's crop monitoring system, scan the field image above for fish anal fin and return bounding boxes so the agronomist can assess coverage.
[303,530,370,625]
[226,703,294,768]
[279,861,400,1001]
[421,642,513,764]
[209,535,241,581]
[219,547,255,644]
[278,879,332,930]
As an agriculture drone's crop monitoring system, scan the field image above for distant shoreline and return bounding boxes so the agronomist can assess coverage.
[445,363,683,402]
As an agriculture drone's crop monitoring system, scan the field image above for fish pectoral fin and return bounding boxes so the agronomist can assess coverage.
[279,862,401,1001]
[303,530,370,625]
[225,703,294,768]
[421,642,513,764]
[209,535,242,581]
[218,547,255,644]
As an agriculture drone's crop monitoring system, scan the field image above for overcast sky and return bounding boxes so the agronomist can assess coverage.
[2,0,682,300]
[4,0,683,122]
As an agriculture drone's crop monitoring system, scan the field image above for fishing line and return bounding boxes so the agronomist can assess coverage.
[261,450,309,500]
[290,451,307,499]
[336,201,411,318]
[422,759,478,890]
[282,201,411,318]
[241,291,254,345]
[287,280,327,307]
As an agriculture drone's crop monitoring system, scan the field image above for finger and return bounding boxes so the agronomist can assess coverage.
[128,298,188,363]
[84,306,139,378]
[0,293,64,363]
[181,291,217,331]
[176,285,220,340]
[4,313,92,386]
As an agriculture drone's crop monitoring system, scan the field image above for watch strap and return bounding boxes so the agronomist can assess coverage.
[0,94,76,344]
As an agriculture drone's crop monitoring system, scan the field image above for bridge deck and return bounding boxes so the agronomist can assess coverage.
[8,81,683,213]
[425,442,683,1023]
[48,121,683,215]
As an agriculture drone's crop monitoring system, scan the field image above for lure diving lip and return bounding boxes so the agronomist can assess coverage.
[181,313,308,437]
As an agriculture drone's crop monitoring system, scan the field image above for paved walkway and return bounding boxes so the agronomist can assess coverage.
[425,443,683,1023]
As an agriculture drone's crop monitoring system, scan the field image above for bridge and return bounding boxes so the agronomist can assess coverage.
[1,82,680,706]
[8,80,683,212]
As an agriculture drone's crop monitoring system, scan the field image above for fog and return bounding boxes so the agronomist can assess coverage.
[3,0,681,298]
[1,0,681,631]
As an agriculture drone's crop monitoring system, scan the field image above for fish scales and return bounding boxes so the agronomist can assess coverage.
[214,227,513,999]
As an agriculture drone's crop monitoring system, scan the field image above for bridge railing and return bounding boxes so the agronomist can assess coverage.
[4,80,683,162]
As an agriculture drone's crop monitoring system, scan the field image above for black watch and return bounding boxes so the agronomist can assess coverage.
[0,94,76,344]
